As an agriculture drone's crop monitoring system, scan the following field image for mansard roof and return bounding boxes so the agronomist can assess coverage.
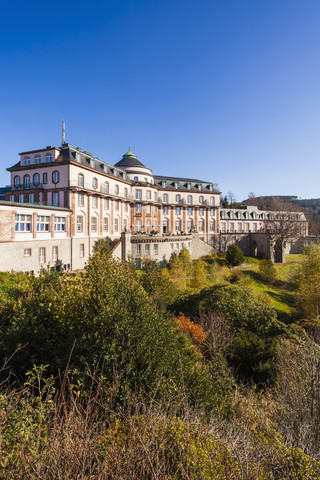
[114,149,147,169]
[154,175,219,193]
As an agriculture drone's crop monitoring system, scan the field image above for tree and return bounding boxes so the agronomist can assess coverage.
[226,244,244,266]
[297,244,320,319]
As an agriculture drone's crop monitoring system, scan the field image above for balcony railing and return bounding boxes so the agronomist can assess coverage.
[8,183,44,190]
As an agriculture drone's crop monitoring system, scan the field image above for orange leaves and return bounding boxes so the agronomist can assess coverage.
[175,313,208,348]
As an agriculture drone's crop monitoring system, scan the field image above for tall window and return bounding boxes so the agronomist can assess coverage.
[136,244,141,255]
[39,247,46,263]
[124,188,128,199]
[136,189,142,200]
[80,244,85,257]
[187,183,191,190]
[188,207,192,215]
[163,194,168,203]
[146,205,151,214]
[43,173,48,184]
[176,194,181,202]
[104,182,109,193]
[78,174,84,187]
[52,171,60,184]
[147,190,151,199]
[92,177,98,189]
[187,195,192,204]
[238,223,242,232]
[45,153,52,163]
[175,220,181,231]
[77,216,83,232]
[115,200,119,211]
[24,175,30,188]
[199,220,204,232]
[114,218,118,232]
[153,244,158,254]
[19,194,24,203]
[115,185,119,195]
[199,196,204,203]
[54,217,66,231]
[14,176,20,187]
[136,220,141,232]
[91,217,97,232]
[104,198,109,209]
[199,207,204,215]
[163,206,168,214]
[33,173,40,186]
[37,216,50,232]
[136,204,141,213]
[92,196,97,208]
[187,220,192,231]
[10,195,14,202]
[15,214,32,232]
[176,207,181,215]
[210,197,215,206]
[52,246,58,262]
[53,192,59,207]
[29,193,34,204]
[103,218,108,232]
[78,193,84,206]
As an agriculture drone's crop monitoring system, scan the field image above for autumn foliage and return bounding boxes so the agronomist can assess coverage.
[175,312,208,348]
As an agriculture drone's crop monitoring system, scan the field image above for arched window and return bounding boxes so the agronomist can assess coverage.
[78,174,84,187]
[163,194,168,203]
[188,195,192,204]
[210,197,215,206]
[176,194,181,202]
[124,188,128,199]
[52,171,60,184]
[34,155,41,164]
[33,173,40,186]
[134,176,138,182]
[45,153,52,163]
[92,177,98,189]
[115,185,119,195]
[199,196,204,203]
[14,176,20,187]
[104,182,109,193]
[24,175,30,188]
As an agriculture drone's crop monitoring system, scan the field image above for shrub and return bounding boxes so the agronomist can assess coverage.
[259,259,277,283]
[226,244,244,266]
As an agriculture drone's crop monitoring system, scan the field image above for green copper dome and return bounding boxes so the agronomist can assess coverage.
[114,148,147,169]
[122,148,137,158]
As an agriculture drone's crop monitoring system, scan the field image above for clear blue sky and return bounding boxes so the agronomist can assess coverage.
[1,0,319,201]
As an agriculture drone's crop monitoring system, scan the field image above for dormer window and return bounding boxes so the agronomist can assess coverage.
[162,180,167,188]
[187,183,191,190]
[45,153,52,163]
[90,159,94,168]
[209,185,213,192]
[24,157,31,166]
[198,184,202,191]
[75,152,80,162]
[34,155,41,164]
[174,182,178,189]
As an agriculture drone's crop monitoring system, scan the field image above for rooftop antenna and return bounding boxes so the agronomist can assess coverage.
[62,120,65,145]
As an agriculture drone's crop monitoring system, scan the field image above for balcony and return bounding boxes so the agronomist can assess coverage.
[8,183,44,190]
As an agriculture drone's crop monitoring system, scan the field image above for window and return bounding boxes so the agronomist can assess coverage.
[210,208,214,216]
[24,175,30,188]
[147,190,151,199]
[144,177,148,183]
[124,203,128,212]
[146,205,151,214]
[53,192,59,207]
[163,194,168,203]
[15,214,32,232]
[91,217,97,232]
[29,194,34,203]
[238,223,242,232]
[114,218,119,232]
[188,207,192,215]
[78,174,84,188]
[198,184,202,191]
[37,215,50,232]
[39,247,46,263]
[153,244,158,254]
[9,195,14,202]
[136,189,142,200]
[54,217,66,231]
[176,207,181,215]
[175,220,181,231]
[163,206,168,214]
[114,200,119,211]
[92,177,98,189]
[199,207,204,215]
[187,195,192,204]
[80,244,85,257]
[52,171,60,184]
[78,193,84,206]
[24,248,31,256]
[136,204,142,213]
[245,223,249,232]
[187,220,192,231]
[24,157,31,166]
[19,194,24,203]
[136,244,141,255]
[14,176,20,187]
[104,182,109,193]
[134,176,138,182]
[221,223,226,233]
[136,220,141,232]
[187,183,191,190]
[253,223,257,232]
[199,195,204,203]
[90,159,95,168]
[104,198,109,209]
[209,185,213,191]
[115,185,119,195]
[52,246,58,262]
[162,180,166,188]
[103,218,108,232]
[92,196,97,208]
[34,155,41,164]
[176,194,181,202]
[210,197,215,206]
[77,216,83,232]
[145,244,150,254]
[230,223,234,233]
[124,188,128,199]
[199,220,204,231]
[174,182,178,188]
[33,173,40,186]
[45,153,53,163]
[43,173,48,184]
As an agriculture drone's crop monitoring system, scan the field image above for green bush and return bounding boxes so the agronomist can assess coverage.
[259,259,277,283]
[226,244,244,266]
